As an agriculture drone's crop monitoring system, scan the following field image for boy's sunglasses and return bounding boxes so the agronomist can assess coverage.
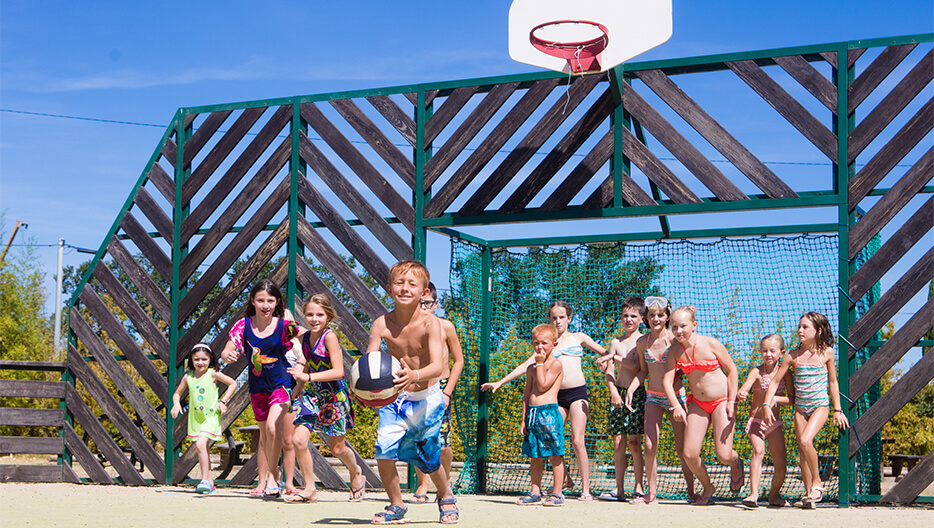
[420,300,438,307]
[645,296,669,309]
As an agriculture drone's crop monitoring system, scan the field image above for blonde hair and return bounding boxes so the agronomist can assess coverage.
[302,293,339,327]
[671,305,697,322]
[759,333,785,351]
[388,260,430,289]
[532,323,558,343]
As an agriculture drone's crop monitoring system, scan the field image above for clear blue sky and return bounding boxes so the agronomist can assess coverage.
[1,1,931,367]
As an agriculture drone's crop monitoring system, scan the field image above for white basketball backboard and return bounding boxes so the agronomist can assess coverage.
[509,0,673,74]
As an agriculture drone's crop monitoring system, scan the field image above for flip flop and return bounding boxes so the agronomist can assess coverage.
[372,504,409,525]
[694,496,716,506]
[730,459,745,493]
[578,493,594,501]
[597,491,617,501]
[284,487,301,496]
[285,491,318,504]
[350,484,366,502]
[768,499,793,508]
[263,485,281,500]
[741,498,759,509]
[406,493,428,504]
[248,486,264,497]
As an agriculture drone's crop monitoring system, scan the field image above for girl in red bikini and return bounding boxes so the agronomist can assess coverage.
[664,305,743,506]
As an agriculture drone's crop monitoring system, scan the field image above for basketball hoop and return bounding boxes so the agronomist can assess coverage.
[529,20,609,74]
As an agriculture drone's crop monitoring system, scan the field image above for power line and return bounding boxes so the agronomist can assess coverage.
[1,108,166,128]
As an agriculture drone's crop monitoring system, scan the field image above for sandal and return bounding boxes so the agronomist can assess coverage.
[578,492,594,501]
[542,493,565,507]
[350,483,366,502]
[284,487,301,496]
[730,459,745,493]
[372,504,409,525]
[694,495,716,506]
[598,491,617,501]
[803,486,824,509]
[263,485,281,500]
[632,495,656,505]
[741,497,759,509]
[437,494,459,524]
[285,490,318,503]
[406,493,428,504]
[768,499,793,508]
[196,480,212,494]
[249,486,264,497]
[516,493,542,505]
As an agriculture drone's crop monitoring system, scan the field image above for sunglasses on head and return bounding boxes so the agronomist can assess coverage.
[645,296,669,309]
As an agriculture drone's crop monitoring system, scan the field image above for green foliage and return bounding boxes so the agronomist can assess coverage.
[882,375,934,456]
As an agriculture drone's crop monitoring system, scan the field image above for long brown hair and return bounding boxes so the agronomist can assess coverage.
[245,279,285,318]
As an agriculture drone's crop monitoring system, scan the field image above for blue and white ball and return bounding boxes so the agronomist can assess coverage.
[350,351,402,407]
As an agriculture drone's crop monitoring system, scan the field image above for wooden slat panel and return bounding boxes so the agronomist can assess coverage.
[881,449,934,503]
[119,212,172,282]
[622,125,703,204]
[849,50,933,161]
[0,465,62,483]
[182,110,233,169]
[177,221,290,355]
[431,77,562,217]
[70,307,167,448]
[180,105,288,240]
[402,91,418,106]
[106,237,172,326]
[180,137,291,283]
[499,90,616,213]
[297,133,413,262]
[0,360,64,372]
[179,175,290,321]
[727,59,837,160]
[453,75,604,217]
[296,216,389,321]
[848,97,934,206]
[0,380,65,398]
[295,259,371,352]
[424,90,439,107]
[146,163,175,205]
[366,95,417,147]
[424,82,520,187]
[162,138,177,168]
[300,103,415,233]
[173,380,250,452]
[773,55,837,113]
[636,69,797,199]
[132,187,174,247]
[849,195,934,305]
[582,163,658,209]
[305,438,349,489]
[819,51,837,67]
[296,174,391,284]
[62,461,81,483]
[849,147,934,259]
[64,379,145,484]
[539,129,614,211]
[66,351,161,484]
[850,298,934,396]
[63,421,113,484]
[183,113,197,131]
[92,263,169,363]
[0,436,62,454]
[228,452,259,486]
[330,98,416,189]
[0,408,64,427]
[848,48,868,69]
[424,86,480,145]
[318,434,382,488]
[848,246,934,350]
[848,44,918,114]
[849,348,934,458]
[76,291,168,407]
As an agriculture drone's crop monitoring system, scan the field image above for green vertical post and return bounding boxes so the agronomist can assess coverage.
[609,66,626,210]
[835,42,856,507]
[288,102,302,314]
[476,244,492,494]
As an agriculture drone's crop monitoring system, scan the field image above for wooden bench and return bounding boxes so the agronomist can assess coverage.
[889,454,922,479]
[216,441,247,480]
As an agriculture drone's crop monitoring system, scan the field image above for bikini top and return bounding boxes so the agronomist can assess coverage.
[760,369,786,395]
[552,337,584,358]
[676,340,721,375]
[643,335,670,364]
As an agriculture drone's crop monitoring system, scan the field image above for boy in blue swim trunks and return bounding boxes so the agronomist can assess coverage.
[516,324,566,507]
[365,260,458,525]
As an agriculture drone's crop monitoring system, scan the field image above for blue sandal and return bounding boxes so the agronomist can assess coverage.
[516,493,542,505]
[437,494,459,524]
[372,504,409,525]
[543,493,565,507]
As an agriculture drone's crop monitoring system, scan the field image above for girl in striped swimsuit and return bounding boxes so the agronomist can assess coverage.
[761,312,849,508]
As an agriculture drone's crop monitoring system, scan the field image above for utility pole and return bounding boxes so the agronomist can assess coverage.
[0,220,27,261]
[54,239,65,359]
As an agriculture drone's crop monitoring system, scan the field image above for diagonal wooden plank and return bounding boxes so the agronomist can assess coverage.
[849,195,934,305]
[180,137,291,283]
[107,237,171,323]
[296,174,391,284]
[146,163,175,205]
[92,263,169,363]
[849,49,933,161]
[295,259,372,352]
[133,187,174,248]
[881,449,934,503]
[76,291,168,408]
[636,69,797,199]
[403,91,418,106]
[849,348,934,458]
[727,59,837,161]
[431,77,563,217]
[120,211,173,283]
[182,110,233,169]
[366,95,417,147]
[818,51,837,67]
[298,132,412,262]
[622,82,748,202]
[452,75,604,217]
[162,138,177,168]
[296,216,389,322]
[324,435,383,488]
[848,44,918,114]
[63,421,113,484]
[424,86,480,145]
[179,176,290,321]
[177,221,290,356]
[582,164,660,209]
[424,90,439,108]
[65,353,155,484]
[848,48,867,69]
[850,297,934,396]
[423,82,520,187]
[540,129,614,211]
[300,103,415,233]
[621,126,703,204]
[180,105,290,241]
[849,97,934,206]
[183,113,197,131]
[848,246,934,350]
[773,55,837,113]
[228,452,260,486]
[330,98,416,189]
[182,106,268,205]
[849,147,934,259]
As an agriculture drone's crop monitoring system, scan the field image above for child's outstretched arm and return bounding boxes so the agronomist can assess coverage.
[826,350,849,429]
[737,366,759,402]
[577,332,607,358]
[444,319,465,403]
[624,340,648,411]
[480,355,535,393]
[520,372,533,437]
[761,353,793,427]
[170,376,187,419]
[213,370,238,416]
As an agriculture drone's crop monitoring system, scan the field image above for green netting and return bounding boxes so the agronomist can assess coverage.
[450,235,868,501]
[854,233,882,496]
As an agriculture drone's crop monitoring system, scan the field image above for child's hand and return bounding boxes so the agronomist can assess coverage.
[170,403,181,419]
[480,381,503,393]
[624,390,635,411]
[520,421,528,437]
[287,364,308,382]
[761,408,774,428]
[596,353,614,372]
[221,349,238,364]
[737,390,748,402]
[217,401,227,416]
[833,409,849,430]
[671,406,687,423]
[393,358,417,390]
[610,391,623,408]
[533,348,548,365]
